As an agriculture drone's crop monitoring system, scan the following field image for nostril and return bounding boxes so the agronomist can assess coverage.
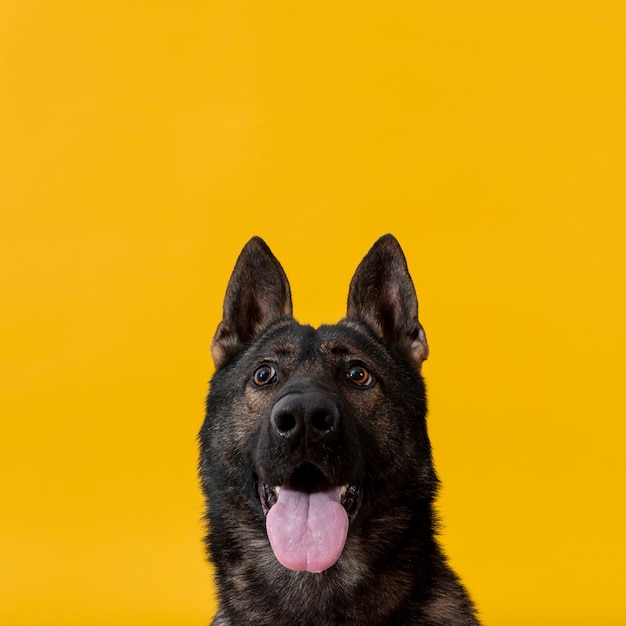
[311,409,337,434]
[273,411,297,436]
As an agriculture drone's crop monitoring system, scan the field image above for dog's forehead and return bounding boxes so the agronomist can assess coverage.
[253,319,381,363]
[317,322,381,357]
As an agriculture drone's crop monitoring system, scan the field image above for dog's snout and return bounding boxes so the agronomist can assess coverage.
[270,392,339,445]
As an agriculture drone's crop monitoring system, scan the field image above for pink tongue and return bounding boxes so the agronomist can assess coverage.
[266,485,349,573]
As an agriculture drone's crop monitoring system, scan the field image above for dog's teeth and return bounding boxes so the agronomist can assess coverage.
[340,485,348,496]
[274,486,280,495]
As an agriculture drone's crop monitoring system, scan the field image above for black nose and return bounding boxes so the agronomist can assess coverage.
[270,392,340,446]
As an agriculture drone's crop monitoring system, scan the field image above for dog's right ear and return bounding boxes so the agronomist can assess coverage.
[211,237,293,368]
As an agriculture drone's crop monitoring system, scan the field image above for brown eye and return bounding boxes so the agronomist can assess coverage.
[253,364,277,386]
[346,364,374,387]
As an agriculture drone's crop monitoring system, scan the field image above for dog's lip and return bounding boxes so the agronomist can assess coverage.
[258,482,279,516]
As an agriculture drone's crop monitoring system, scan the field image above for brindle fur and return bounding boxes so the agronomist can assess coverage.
[199,235,480,625]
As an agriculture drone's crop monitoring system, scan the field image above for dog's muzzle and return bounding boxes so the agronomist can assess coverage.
[258,388,361,574]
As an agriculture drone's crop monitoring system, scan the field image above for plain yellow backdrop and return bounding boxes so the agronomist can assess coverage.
[1,2,625,625]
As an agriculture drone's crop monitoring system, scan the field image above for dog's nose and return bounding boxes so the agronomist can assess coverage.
[270,392,340,446]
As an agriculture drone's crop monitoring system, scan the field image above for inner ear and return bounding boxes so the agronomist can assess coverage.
[211,237,292,368]
[347,234,428,367]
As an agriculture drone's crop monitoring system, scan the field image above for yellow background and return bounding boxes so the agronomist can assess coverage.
[1,2,625,625]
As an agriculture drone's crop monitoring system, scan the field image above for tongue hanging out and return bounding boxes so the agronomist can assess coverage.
[266,485,349,573]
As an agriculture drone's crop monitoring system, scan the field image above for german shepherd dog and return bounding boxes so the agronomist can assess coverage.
[199,235,480,625]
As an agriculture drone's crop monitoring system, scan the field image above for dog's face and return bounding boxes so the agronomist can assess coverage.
[200,235,436,575]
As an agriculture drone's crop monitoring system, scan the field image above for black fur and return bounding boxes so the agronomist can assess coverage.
[199,235,480,625]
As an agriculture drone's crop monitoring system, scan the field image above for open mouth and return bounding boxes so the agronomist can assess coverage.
[258,463,362,573]
[258,463,361,521]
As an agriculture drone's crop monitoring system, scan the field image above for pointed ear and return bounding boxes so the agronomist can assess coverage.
[211,237,292,368]
[347,234,428,368]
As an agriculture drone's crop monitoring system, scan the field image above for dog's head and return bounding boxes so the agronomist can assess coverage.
[200,236,436,575]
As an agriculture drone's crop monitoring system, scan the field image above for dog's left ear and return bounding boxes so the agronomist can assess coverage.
[347,234,428,368]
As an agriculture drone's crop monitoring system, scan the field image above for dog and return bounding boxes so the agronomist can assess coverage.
[199,235,480,625]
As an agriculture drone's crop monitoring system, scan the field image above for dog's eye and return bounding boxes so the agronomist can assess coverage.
[253,364,277,386]
[346,364,374,387]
